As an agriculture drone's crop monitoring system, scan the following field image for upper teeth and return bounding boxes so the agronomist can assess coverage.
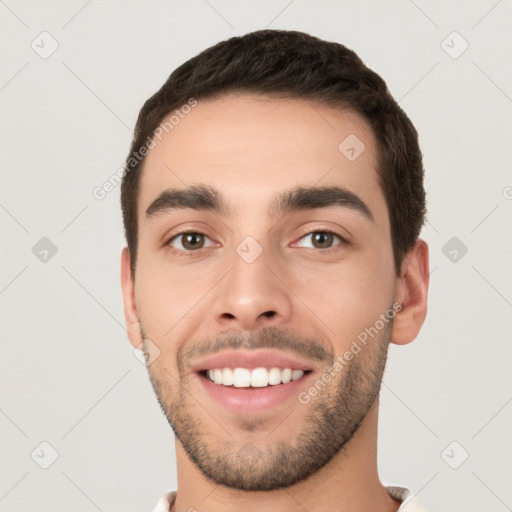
[207,367,305,387]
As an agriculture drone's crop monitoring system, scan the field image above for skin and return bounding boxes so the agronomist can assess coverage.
[121,93,429,512]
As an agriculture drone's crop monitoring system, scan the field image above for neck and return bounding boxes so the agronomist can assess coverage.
[172,400,401,512]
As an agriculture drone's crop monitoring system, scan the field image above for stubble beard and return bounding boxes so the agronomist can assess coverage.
[144,322,391,491]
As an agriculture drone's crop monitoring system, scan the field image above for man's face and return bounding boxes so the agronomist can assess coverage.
[126,93,401,490]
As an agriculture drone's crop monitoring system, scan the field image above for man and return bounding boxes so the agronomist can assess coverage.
[120,29,430,511]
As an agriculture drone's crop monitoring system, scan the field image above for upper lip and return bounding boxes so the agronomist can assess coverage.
[191,349,316,373]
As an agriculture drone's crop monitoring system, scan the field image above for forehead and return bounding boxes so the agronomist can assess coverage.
[137,93,386,225]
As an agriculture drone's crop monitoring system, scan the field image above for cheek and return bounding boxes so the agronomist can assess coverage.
[291,256,394,348]
[134,254,219,340]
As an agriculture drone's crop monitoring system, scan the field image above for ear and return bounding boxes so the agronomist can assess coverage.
[121,247,143,349]
[390,239,430,345]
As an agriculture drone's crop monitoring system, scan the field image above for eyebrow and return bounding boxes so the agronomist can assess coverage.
[145,184,374,222]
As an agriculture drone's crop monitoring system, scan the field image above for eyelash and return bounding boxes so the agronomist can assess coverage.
[165,229,348,257]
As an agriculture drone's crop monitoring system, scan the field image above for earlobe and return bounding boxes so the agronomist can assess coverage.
[390,239,430,346]
[120,247,143,349]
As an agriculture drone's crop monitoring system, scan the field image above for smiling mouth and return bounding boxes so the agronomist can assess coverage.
[199,367,313,388]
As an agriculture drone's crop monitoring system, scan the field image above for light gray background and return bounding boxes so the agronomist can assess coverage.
[1,1,511,511]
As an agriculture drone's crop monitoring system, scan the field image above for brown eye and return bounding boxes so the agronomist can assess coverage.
[182,233,204,250]
[296,231,343,250]
[311,232,335,249]
[169,232,213,251]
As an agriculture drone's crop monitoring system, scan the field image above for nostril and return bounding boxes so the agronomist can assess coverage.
[262,311,276,318]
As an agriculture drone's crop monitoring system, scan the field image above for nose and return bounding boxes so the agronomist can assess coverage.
[213,245,293,331]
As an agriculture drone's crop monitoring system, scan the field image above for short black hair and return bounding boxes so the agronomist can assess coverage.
[121,29,426,277]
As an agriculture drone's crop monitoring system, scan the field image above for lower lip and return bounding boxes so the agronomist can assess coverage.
[197,372,313,414]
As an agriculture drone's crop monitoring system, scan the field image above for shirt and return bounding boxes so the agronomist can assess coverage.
[151,486,430,511]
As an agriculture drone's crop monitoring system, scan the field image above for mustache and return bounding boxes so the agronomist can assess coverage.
[178,326,334,373]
